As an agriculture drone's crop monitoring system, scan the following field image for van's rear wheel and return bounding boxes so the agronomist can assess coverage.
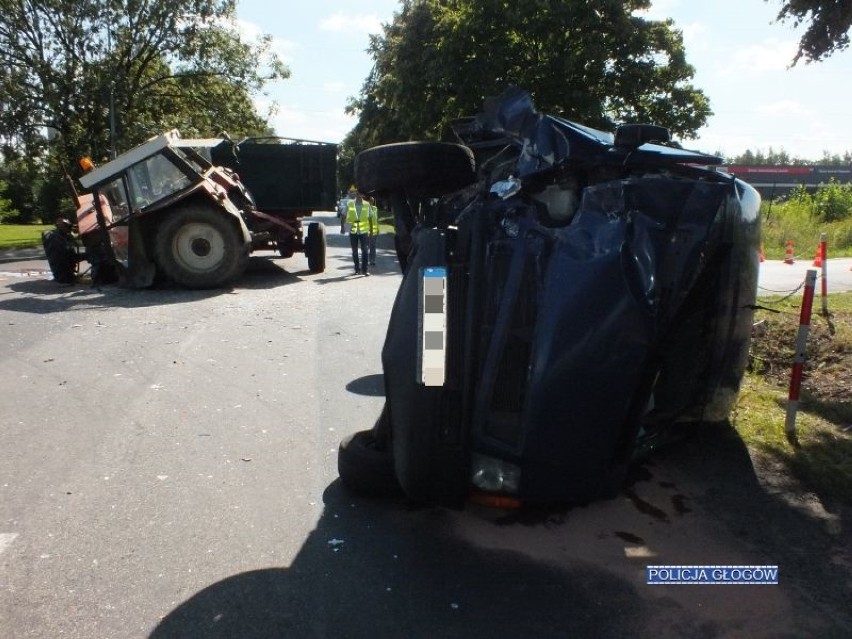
[154,205,248,288]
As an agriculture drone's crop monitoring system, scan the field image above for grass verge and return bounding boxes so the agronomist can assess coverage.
[733,291,852,505]
[0,224,52,250]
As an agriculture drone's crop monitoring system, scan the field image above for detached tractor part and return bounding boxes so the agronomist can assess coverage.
[41,224,80,284]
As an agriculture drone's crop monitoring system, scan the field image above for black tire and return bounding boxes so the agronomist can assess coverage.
[83,238,119,286]
[42,231,78,284]
[305,222,326,273]
[355,142,476,198]
[277,235,296,259]
[154,205,248,289]
[338,430,403,498]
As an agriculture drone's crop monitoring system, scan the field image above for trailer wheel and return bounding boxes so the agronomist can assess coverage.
[154,205,248,288]
[355,142,476,197]
[277,236,296,259]
[305,222,326,273]
[338,430,403,498]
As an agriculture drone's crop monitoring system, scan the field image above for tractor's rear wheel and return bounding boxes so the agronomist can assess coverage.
[154,205,248,288]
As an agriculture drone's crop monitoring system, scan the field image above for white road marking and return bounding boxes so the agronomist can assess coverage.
[0,270,50,278]
[0,533,19,556]
[624,546,656,559]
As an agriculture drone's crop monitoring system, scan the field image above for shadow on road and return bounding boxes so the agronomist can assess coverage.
[0,256,307,314]
[1,233,402,313]
[149,420,851,638]
[149,480,645,639]
[345,374,385,397]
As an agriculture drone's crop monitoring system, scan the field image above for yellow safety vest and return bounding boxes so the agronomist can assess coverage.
[346,199,377,235]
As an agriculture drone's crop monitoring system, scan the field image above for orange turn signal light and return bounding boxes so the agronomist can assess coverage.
[469,491,522,510]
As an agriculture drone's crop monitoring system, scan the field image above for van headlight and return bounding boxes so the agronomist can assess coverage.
[470,453,521,494]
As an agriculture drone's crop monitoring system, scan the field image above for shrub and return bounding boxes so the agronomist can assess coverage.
[828,217,852,249]
[813,178,852,223]
[786,184,813,207]
[760,180,852,257]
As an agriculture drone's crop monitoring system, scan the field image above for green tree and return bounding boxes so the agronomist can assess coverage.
[0,0,287,222]
[820,150,852,166]
[727,148,852,166]
[344,0,711,158]
[729,148,806,165]
[0,152,42,223]
[0,179,17,223]
[772,0,852,64]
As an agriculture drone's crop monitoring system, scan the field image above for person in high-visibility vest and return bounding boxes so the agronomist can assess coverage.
[345,192,377,276]
[338,187,356,234]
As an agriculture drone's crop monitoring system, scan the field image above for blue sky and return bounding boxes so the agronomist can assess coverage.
[234,0,852,161]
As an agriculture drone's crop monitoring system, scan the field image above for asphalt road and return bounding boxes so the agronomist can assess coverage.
[1,214,850,638]
[757,256,852,295]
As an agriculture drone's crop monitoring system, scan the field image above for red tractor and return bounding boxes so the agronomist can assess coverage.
[71,131,336,288]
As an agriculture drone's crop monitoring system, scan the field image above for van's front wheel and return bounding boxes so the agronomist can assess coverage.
[154,205,248,288]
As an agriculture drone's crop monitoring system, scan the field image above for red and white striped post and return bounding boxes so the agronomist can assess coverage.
[818,233,828,316]
[785,269,817,446]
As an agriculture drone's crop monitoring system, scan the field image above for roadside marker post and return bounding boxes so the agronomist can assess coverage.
[818,233,828,316]
[785,269,817,447]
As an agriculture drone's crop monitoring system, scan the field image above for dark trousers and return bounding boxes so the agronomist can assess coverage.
[349,233,369,273]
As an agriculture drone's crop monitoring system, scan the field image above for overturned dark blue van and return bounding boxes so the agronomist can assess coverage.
[338,88,761,507]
